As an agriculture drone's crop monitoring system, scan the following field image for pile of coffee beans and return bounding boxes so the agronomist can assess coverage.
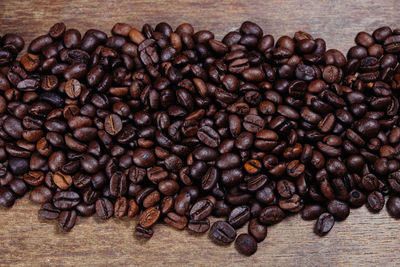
[0,21,399,255]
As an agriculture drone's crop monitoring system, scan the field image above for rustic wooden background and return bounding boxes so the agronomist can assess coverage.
[0,0,399,266]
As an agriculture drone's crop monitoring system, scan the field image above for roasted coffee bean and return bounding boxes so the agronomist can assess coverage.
[0,187,16,207]
[228,206,251,228]
[9,178,27,196]
[190,199,214,221]
[387,196,400,218]
[210,221,237,244]
[8,157,29,176]
[235,233,257,256]
[109,172,127,197]
[104,114,123,136]
[164,212,188,230]
[53,171,73,190]
[96,198,114,219]
[2,22,400,256]
[248,218,268,242]
[38,203,60,220]
[53,191,80,210]
[114,197,128,218]
[301,204,325,220]
[327,200,350,220]
[314,213,335,236]
[65,79,82,99]
[132,148,156,168]
[23,171,45,186]
[127,199,139,217]
[367,191,385,212]
[187,218,210,233]
[135,225,154,239]
[348,189,366,208]
[58,210,77,232]
[29,185,53,204]
[139,206,160,228]
[259,206,285,225]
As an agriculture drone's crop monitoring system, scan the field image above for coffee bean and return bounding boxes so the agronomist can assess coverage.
[109,171,127,197]
[132,148,155,168]
[58,210,77,232]
[114,197,128,218]
[301,204,325,220]
[387,196,400,218]
[104,114,123,136]
[327,200,350,220]
[367,191,385,212]
[0,187,16,207]
[197,126,220,148]
[139,206,160,228]
[39,203,60,220]
[210,221,237,244]
[314,213,335,236]
[235,233,257,256]
[190,199,214,221]
[2,22,400,256]
[29,186,53,204]
[96,198,114,219]
[53,191,80,210]
[65,79,82,99]
[8,157,29,176]
[164,212,188,230]
[259,206,285,225]
[23,171,45,186]
[135,225,153,239]
[53,171,73,190]
[248,218,267,242]
[228,206,251,228]
[9,178,27,196]
[187,218,210,233]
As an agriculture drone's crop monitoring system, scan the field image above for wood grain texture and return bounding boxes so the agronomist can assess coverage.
[0,0,399,266]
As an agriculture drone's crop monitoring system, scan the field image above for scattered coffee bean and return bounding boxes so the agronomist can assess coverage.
[0,21,399,256]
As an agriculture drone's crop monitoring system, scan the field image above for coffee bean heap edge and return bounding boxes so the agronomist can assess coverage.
[0,21,400,256]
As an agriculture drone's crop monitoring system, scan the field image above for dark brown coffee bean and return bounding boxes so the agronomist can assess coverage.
[58,210,77,232]
[135,225,153,239]
[367,191,385,212]
[327,200,350,220]
[96,198,114,219]
[210,221,237,244]
[248,218,267,242]
[228,206,251,228]
[301,204,325,220]
[190,199,214,221]
[348,189,366,208]
[29,186,53,204]
[187,218,210,233]
[53,191,80,210]
[132,148,155,168]
[387,196,400,218]
[235,233,257,256]
[109,171,127,197]
[0,187,16,207]
[39,203,60,220]
[197,126,220,148]
[314,213,335,236]
[259,206,285,225]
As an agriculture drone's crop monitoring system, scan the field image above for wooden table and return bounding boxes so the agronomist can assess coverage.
[0,0,399,266]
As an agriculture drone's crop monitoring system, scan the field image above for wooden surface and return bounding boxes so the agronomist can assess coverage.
[0,0,399,266]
